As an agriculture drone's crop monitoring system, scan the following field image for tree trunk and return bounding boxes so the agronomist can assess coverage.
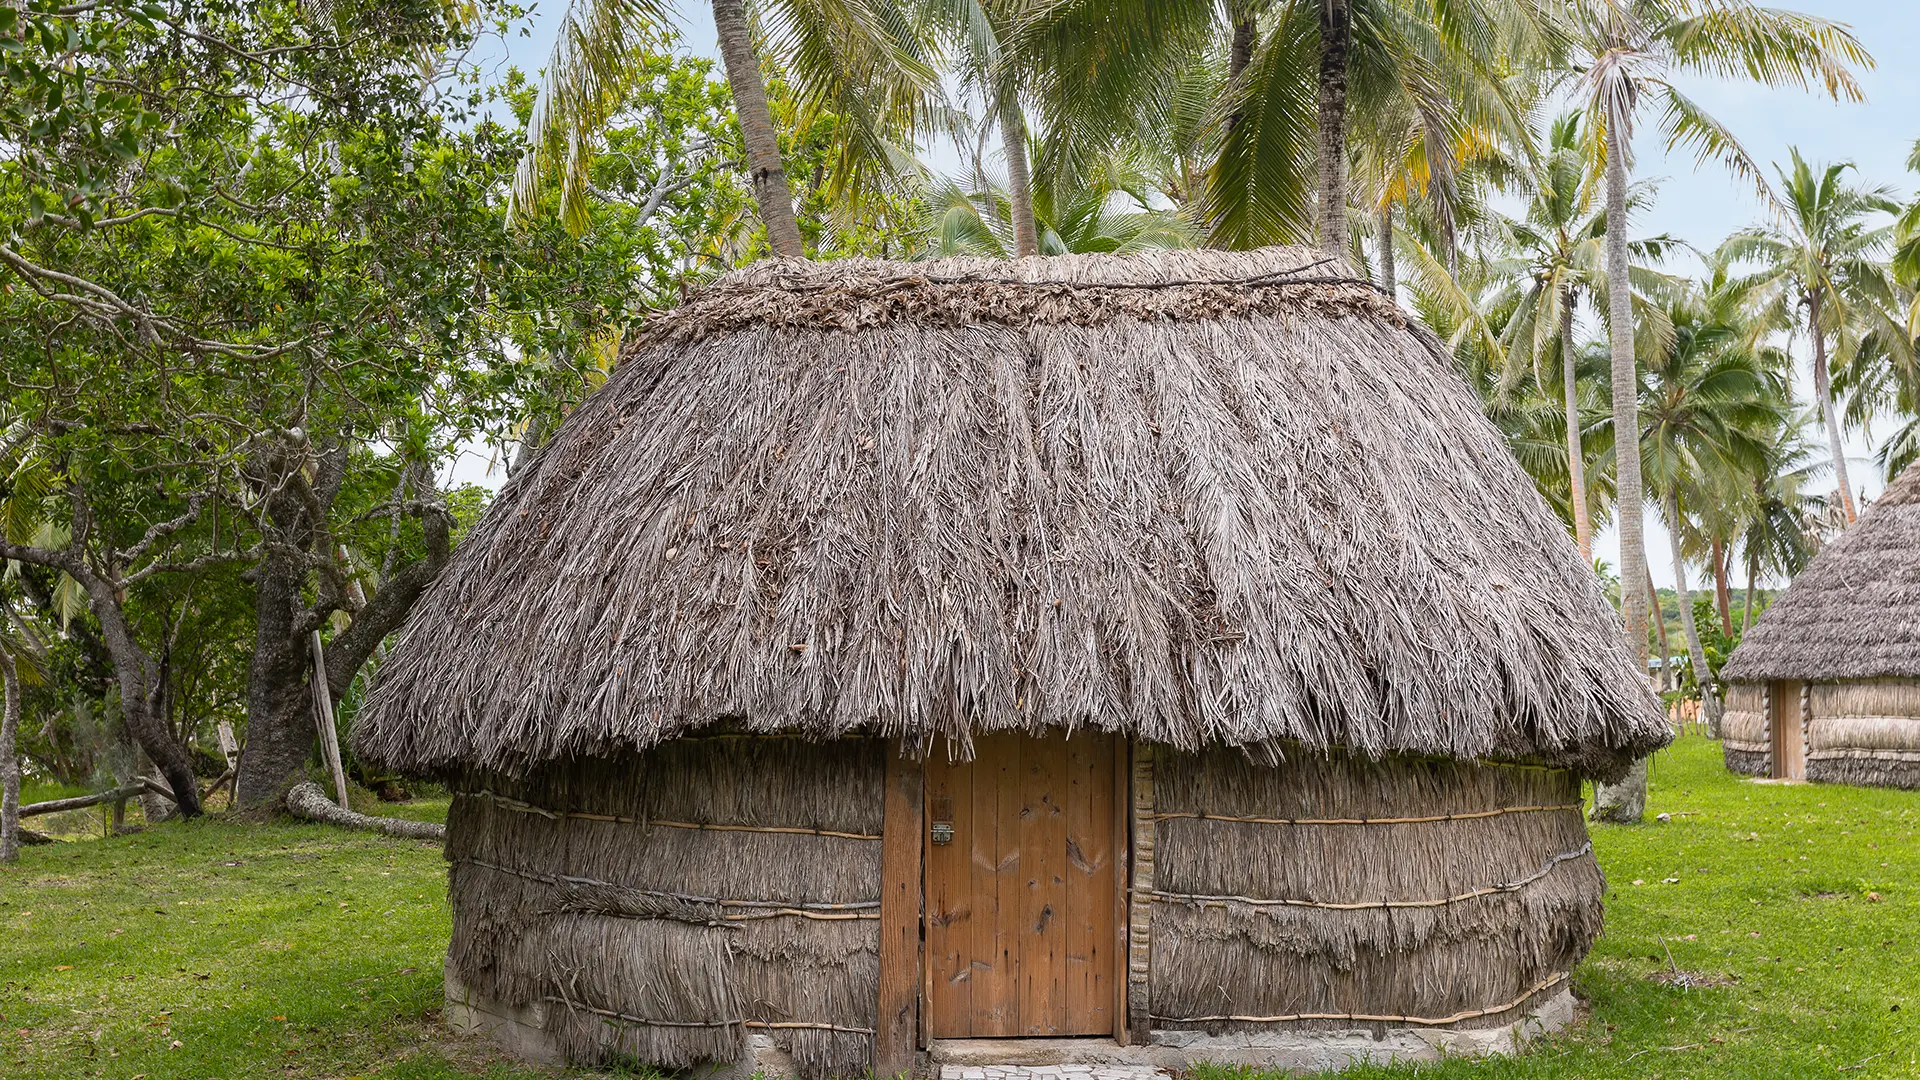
[1710,536,1733,636]
[1808,291,1857,523]
[1667,491,1722,738]
[1743,553,1758,632]
[236,547,317,808]
[1000,104,1040,257]
[711,0,805,259]
[1590,755,1647,823]
[286,781,445,841]
[83,578,202,819]
[1604,124,1649,671]
[1314,0,1351,252]
[1227,12,1256,135]
[1,645,19,863]
[1645,555,1671,693]
[238,459,452,807]
[1230,13,1256,80]
[1376,203,1397,297]
[1562,289,1592,560]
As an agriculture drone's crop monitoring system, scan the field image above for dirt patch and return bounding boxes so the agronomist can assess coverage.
[1649,969,1739,989]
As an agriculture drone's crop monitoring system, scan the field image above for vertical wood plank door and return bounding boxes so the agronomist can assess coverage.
[1771,680,1806,780]
[924,731,1118,1038]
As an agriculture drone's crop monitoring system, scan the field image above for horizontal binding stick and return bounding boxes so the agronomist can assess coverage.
[1145,842,1592,912]
[459,857,881,917]
[1149,802,1583,826]
[1148,972,1568,1027]
[460,790,881,839]
[544,998,876,1034]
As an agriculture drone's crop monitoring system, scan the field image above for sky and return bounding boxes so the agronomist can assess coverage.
[460,1,1919,588]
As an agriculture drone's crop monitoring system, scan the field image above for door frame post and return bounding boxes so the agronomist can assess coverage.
[877,742,924,1076]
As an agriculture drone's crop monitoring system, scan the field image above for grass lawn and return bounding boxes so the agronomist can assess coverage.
[2,735,1916,1079]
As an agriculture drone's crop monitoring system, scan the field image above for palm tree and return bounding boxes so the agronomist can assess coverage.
[1724,151,1902,524]
[1638,284,1787,735]
[1021,0,1554,253]
[926,154,1196,256]
[1561,0,1869,693]
[1401,115,1677,562]
[1734,437,1825,630]
[513,0,936,253]
[1478,113,1664,559]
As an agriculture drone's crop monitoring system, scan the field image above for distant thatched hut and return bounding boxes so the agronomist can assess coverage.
[353,249,1667,1077]
[1721,463,1920,785]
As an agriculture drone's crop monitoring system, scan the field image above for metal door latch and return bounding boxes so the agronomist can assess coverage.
[931,822,954,845]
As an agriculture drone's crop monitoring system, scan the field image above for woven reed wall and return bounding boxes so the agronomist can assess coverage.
[1146,746,1598,1031]
[1807,679,1920,789]
[1723,682,1769,775]
[443,736,885,1078]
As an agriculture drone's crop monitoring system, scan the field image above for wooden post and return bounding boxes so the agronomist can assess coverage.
[1112,739,1131,1045]
[876,742,923,1078]
[310,630,351,807]
[1126,744,1155,1044]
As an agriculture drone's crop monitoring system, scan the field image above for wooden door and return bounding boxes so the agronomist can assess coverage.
[924,732,1119,1038]
[1771,680,1805,780]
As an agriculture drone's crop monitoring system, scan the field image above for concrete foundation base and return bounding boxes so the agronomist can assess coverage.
[928,989,1574,1074]
[446,970,1575,1077]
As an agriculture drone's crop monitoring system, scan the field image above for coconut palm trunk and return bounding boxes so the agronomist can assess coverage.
[1807,291,1857,523]
[711,0,805,258]
[1591,126,1651,823]
[1000,103,1039,257]
[1315,0,1351,252]
[1666,492,1722,737]
[1561,291,1591,559]
[1743,553,1758,631]
[1710,537,1733,635]
[0,643,18,863]
[1376,204,1397,295]
[1644,554,1671,692]
[1604,133,1648,667]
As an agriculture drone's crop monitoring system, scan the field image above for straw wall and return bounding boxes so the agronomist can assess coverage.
[1808,679,1920,789]
[1146,746,1598,1032]
[1722,682,1769,776]
[443,736,884,1078]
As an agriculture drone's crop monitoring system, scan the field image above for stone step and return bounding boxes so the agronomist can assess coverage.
[937,1066,1170,1080]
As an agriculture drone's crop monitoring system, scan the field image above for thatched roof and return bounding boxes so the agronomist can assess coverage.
[353,248,1666,780]
[1722,462,1920,683]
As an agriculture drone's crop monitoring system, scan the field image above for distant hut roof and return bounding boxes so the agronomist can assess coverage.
[353,248,1666,780]
[1722,462,1920,683]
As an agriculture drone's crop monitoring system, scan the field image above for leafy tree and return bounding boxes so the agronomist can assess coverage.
[0,0,668,811]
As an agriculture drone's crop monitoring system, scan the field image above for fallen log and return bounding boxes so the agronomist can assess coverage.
[20,784,150,819]
[285,781,445,841]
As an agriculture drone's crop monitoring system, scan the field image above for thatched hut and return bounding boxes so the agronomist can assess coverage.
[353,249,1667,1077]
[1721,463,1920,785]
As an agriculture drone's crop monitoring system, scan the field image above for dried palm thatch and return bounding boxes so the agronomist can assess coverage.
[1148,746,1597,1031]
[444,736,885,1078]
[1806,681,1920,789]
[353,247,1664,783]
[1723,463,1920,683]
[1721,683,1768,776]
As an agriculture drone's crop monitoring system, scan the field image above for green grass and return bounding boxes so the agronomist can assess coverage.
[3,737,1917,1079]
[0,797,569,1079]
[19,778,90,806]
